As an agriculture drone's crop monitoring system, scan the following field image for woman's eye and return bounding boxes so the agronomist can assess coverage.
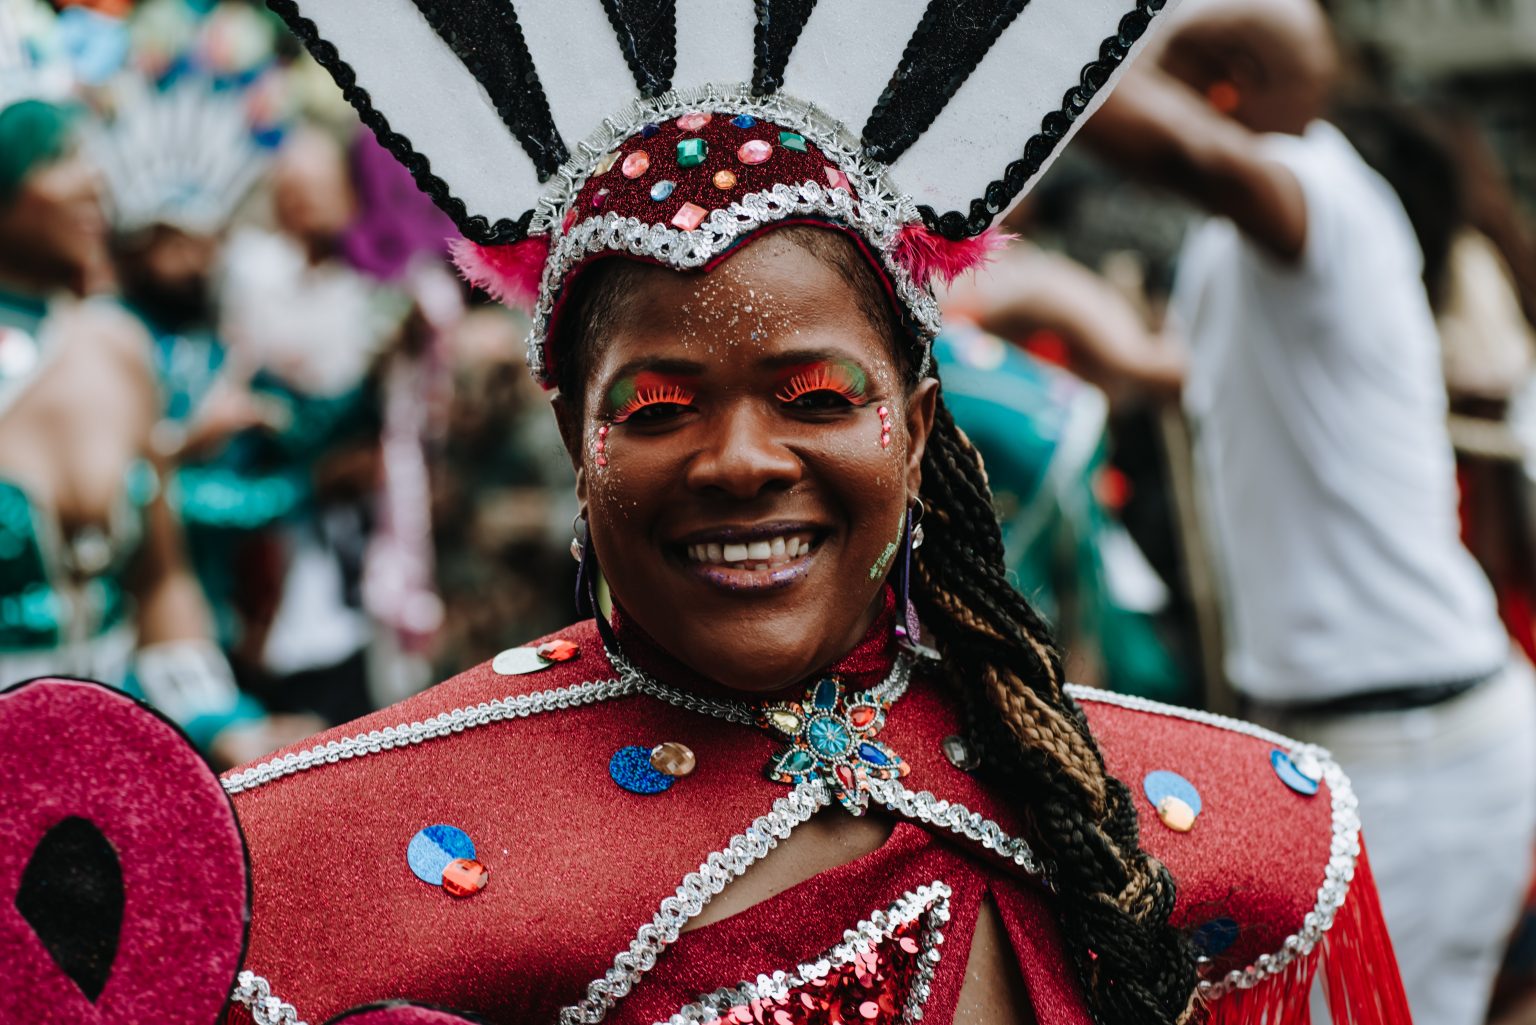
[783,388,858,411]
[622,400,693,422]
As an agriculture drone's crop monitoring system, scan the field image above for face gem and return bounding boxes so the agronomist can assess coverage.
[676,137,708,167]
[621,151,651,178]
[670,202,708,231]
[712,169,738,191]
[676,111,712,131]
[650,179,676,201]
[650,741,697,777]
[441,858,489,897]
[779,131,808,152]
[730,114,757,129]
[737,139,773,165]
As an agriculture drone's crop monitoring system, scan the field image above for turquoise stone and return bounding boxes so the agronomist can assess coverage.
[649,179,675,201]
[813,678,838,710]
[808,717,851,757]
[859,743,889,766]
[781,748,816,774]
[676,137,707,167]
[779,131,807,152]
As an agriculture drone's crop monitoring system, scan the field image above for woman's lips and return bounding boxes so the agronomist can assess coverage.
[674,531,823,592]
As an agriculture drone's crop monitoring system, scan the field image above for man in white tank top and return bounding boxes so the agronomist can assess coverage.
[1081,1,1536,1022]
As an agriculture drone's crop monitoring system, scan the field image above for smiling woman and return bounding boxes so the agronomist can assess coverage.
[1,3,1409,1025]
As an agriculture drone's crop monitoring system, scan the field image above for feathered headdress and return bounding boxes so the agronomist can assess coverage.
[268,0,1180,388]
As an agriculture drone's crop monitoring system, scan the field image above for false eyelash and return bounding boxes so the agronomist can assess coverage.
[612,383,697,423]
[775,364,870,406]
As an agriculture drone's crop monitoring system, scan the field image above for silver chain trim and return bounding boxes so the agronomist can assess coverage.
[558,782,832,1025]
[525,83,939,383]
[221,677,635,795]
[232,970,309,1025]
[1065,685,1362,1000]
[606,647,916,728]
[660,880,952,1025]
[865,778,1041,877]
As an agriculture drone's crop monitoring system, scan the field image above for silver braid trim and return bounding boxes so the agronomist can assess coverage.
[866,778,1042,877]
[663,881,952,1025]
[220,677,635,795]
[526,84,940,384]
[558,782,831,1025]
[232,970,308,1025]
[1065,685,1363,1000]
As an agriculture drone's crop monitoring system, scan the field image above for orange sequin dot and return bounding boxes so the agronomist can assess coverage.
[441,858,488,897]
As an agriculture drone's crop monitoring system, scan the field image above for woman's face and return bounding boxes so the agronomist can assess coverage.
[558,231,937,693]
[0,151,108,290]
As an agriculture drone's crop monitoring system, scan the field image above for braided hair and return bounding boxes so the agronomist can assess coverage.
[554,225,1199,1024]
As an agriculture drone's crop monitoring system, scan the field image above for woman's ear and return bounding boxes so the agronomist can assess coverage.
[904,378,940,496]
[551,393,588,505]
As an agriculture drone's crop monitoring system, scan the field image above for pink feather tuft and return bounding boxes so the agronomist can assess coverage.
[448,235,551,310]
[893,224,1015,288]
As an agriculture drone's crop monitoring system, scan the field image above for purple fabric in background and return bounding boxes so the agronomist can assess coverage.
[342,131,455,282]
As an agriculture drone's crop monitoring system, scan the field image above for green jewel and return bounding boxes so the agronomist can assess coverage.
[778,131,807,152]
[676,138,707,167]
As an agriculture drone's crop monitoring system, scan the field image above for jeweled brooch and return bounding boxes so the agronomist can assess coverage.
[759,677,910,814]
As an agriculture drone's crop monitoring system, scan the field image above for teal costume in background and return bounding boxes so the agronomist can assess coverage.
[0,288,262,747]
[935,327,1187,703]
[139,310,374,651]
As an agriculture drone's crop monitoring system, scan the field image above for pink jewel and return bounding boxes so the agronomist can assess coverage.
[878,405,893,448]
[670,202,708,231]
[824,166,851,191]
[622,151,651,178]
[590,188,609,210]
[737,139,773,165]
[676,111,712,131]
[595,423,610,468]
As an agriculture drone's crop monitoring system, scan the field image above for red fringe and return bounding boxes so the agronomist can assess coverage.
[891,223,1014,288]
[1203,844,1411,1024]
[448,234,551,310]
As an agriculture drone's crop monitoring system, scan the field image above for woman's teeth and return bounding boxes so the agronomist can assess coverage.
[686,535,814,570]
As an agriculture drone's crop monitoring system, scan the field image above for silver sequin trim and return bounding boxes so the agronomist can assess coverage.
[221,677,633,795]
[1065,685,1362,1000]
[866,778,1041,877]
[661,880,952,1025]
[559,782,832,1025]
[526,84,940,383]
[232,970,309,1025]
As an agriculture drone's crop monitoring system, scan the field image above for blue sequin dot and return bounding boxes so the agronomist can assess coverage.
[609,745,675,794]
[407,824,476,884]
[1192,917,1240,957]
[1270,749,1320,796]
[650,180,676,201]
[1143,770,1203,815]
[731,114,757,129]
[808,717,851,758]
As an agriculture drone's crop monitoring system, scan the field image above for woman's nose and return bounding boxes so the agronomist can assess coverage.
[684,403,801,500]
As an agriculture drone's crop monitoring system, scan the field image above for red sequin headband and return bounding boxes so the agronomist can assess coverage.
[449,87,1009,389]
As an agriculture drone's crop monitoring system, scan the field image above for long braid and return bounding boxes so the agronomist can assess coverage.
[914,399,1199,1024]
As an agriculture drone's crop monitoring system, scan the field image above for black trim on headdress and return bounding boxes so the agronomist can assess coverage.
[862,0,1030,166]
[600,0,677,98]
[752,0,818,97]
[409,0,569,181]
[266,0,534,244]
[921,0,1163,239]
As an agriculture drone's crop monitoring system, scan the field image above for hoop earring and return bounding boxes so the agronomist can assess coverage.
[909,497,925,550]
[572,514,592,616]
[569,513,587,563]
[893,501,918,644]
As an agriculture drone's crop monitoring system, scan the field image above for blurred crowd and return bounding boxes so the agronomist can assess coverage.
[4,0,1536,1021]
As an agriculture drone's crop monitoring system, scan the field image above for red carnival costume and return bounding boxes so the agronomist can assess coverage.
[0,1,1410,1023]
